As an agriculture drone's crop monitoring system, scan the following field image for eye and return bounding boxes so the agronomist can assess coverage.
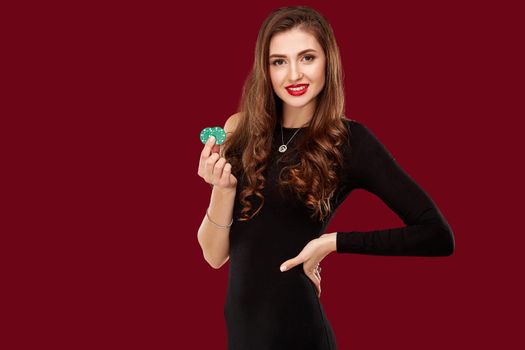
[270,55,315,66]
[303,55,315,62]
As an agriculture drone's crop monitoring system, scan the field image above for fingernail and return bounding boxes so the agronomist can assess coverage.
[280,265,287,272]
[209,136,215,143]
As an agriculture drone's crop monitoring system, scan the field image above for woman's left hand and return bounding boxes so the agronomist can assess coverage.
[279,232,337,298]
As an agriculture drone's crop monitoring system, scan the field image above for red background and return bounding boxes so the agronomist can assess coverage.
[3,0,523,349]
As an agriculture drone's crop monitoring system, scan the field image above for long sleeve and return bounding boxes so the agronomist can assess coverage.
[336,121,455,256]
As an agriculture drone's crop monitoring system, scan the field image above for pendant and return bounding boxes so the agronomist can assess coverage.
[278,144,287,153]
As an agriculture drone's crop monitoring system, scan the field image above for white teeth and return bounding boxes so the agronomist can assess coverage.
[288,86,307,91]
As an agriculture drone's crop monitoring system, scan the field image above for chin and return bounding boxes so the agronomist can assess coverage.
[284,100,311,108]
[282,88,320,105]
[282,94,316,107]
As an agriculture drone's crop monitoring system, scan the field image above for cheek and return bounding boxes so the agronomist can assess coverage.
[319,71,326,86]
[315,64,325,79]
[270,70,285,88]
[313,65,326,87]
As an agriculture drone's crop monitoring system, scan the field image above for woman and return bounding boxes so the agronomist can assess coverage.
[197,6,455,350]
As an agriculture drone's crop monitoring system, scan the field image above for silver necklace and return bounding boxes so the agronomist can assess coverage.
[278,121,307,153]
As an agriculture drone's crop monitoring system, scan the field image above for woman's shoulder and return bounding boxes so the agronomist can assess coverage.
[339,117,389,163]
[340,116,371,143]
[341,117,395,163]
[224,112,242,133]
[341,116,366,130]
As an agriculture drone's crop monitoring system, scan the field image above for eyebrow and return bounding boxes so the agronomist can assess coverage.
[269,49,318,59]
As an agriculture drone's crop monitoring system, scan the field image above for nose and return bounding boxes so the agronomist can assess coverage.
[289,61,303,82]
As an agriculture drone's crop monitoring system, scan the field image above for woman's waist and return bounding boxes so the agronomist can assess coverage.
[224,270,321,322]
[226,266,315,300]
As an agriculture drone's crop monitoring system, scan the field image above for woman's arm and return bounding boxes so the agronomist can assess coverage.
[197,186,236,268]
[197,113,240,268]
[336,121,455,257]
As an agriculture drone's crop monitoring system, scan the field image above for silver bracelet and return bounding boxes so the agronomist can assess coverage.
[206,207,233,229]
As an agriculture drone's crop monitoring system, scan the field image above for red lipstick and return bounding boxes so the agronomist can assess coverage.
[285,83,309,96]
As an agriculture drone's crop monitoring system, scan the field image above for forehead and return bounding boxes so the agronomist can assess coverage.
[269,27,322,55]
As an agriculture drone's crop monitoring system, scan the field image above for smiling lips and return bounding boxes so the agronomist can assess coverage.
[285,84,309,96]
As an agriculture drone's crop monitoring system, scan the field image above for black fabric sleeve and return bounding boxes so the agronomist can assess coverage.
[336,121,455,256]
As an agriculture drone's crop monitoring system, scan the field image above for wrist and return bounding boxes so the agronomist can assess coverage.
[212,186,236,197]
[319,232,337,253]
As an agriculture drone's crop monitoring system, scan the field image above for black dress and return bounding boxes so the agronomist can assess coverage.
[223,118,455,350]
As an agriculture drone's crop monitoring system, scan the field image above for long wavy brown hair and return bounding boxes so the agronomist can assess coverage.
[222,6,351,223]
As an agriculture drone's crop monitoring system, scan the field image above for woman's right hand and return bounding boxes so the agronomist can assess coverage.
[198,135,237,192]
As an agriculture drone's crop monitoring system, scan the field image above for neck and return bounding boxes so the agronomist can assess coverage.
[281,99,316,128]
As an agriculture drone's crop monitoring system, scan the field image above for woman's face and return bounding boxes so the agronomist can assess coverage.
[268,27,326,110]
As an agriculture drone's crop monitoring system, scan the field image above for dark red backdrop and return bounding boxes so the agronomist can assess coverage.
[3,0,523,349]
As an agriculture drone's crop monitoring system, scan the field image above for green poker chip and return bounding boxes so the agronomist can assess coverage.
[200,126,226,145]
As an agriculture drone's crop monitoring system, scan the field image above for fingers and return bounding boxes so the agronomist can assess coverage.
[309,264,322,297]
[222,161,232,183]
[205,152,220,181]
[310,271,322,298]
[212,156,228,184]
[201,135,217,159]
[198,136,217,178]
[280,255,302,272]
[315,268,321,282]
[203,151,232,187]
